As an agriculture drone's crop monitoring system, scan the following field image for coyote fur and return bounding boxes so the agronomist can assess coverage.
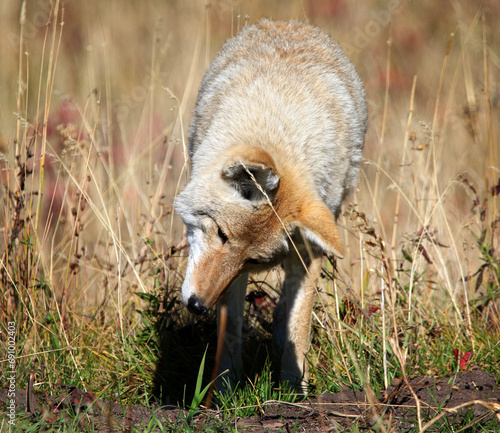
[175,19,368,392]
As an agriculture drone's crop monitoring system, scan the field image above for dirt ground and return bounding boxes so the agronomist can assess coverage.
[3,370,500,432]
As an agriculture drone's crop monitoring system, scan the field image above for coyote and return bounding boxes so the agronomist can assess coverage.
[175,19,367,392]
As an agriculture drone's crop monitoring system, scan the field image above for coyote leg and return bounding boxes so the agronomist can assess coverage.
[273,248,322,393]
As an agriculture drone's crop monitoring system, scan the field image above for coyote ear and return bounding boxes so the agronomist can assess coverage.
[221,149,280,202]
[294,201,344,258]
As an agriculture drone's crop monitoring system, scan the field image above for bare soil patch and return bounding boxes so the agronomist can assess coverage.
[3,370,499,431]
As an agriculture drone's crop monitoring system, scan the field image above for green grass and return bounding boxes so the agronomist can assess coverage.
[214,359,299,419]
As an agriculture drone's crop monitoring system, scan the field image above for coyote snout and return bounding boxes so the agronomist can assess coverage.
[175,19,367,392]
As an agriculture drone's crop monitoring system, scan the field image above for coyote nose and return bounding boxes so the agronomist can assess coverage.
[187,295,208,315]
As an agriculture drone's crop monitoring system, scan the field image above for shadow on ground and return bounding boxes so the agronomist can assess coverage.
[150,290,276,407]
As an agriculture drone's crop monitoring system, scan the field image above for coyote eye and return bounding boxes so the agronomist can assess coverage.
[217,226,228,245]
[246,258,262,265]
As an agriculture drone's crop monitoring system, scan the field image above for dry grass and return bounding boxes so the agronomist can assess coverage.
[0,0,499,429]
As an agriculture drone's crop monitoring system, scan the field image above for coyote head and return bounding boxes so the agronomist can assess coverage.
[174,146,344,315]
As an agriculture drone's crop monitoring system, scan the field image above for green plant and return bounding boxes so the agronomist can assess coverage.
[187,347,213,412]
[215,359,298,419]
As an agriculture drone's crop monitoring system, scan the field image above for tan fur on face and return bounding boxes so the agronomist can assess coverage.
[187,145,343,309]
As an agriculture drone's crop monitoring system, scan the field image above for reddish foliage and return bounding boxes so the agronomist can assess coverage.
[453,349,473,370]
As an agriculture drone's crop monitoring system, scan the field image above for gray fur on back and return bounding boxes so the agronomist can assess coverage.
[188,19,367,216]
